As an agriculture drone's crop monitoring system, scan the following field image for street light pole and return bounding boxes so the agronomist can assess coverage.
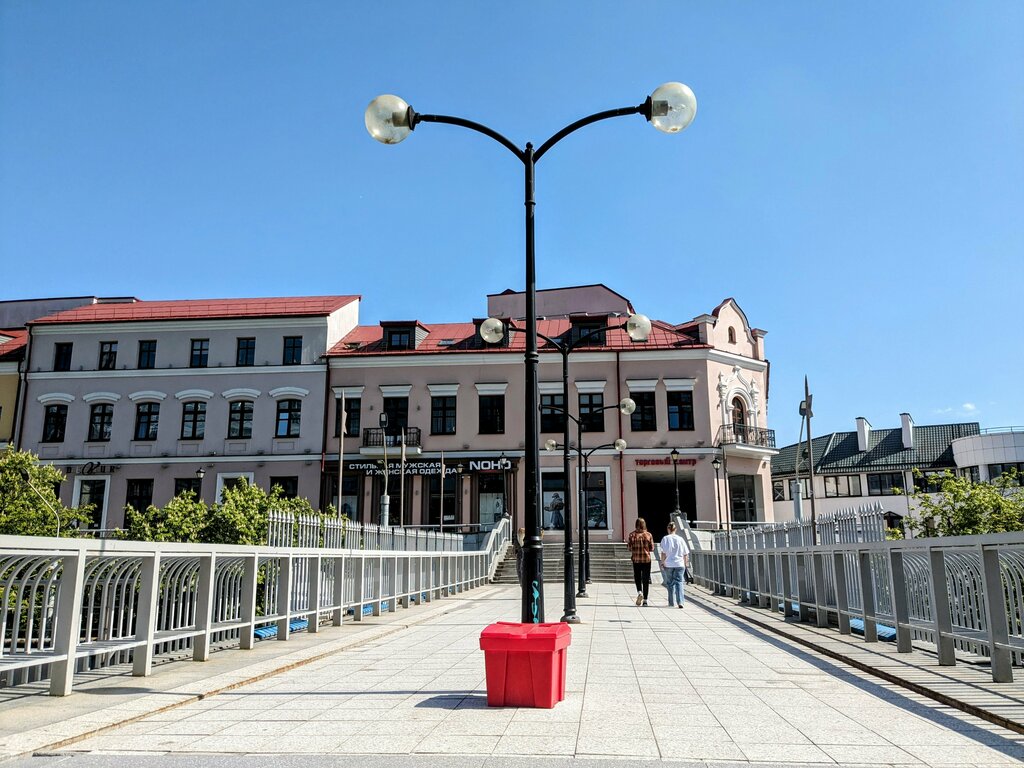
[670,448,681,521]
[366,83,696,623]
[379,412,390,527]
[712,456,723,530]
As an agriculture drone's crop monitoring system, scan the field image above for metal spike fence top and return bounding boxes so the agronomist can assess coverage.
[699,503,1024,684]
[0,516,510,696]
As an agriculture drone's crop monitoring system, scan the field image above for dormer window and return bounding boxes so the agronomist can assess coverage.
[570,317,607,347]
[386,328,412,350]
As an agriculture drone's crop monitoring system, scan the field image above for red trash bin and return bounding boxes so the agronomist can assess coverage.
[479,622,572,708]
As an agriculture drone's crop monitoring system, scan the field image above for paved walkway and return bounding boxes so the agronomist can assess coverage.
[5,583,1024,766]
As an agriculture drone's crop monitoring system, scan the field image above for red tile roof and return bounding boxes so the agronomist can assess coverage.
[29,296,360,325]
[0,329,27,361]
[328,318,705,356]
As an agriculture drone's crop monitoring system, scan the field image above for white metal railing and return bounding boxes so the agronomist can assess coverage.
[0,527,505,696]
[266,512,466,551]
[693,505,1024,683]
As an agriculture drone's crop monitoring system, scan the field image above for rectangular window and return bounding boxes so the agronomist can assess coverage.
[989,462,1024,481]
[190,339,209,368]
[630,391,657,431]
[667,391,694,431]
[579,393,605,433]
[344,398,361,436]
[386,329,411,350]
[87,403,113,442]
[581,468,609,529]
[236,338,256,367]
[382,397,408,430]
[959,466,980,483]
[180,401,206,439]
[77,479,107,528]
[137,340,157,369]
[227,400,253,439]
[824,475,862,498]
[270,476,299,499]
[53,343,73,372]
[540,393,565,433]
[772,479,786,502]
[282,336,302,365]
[133,402,160,441]
[913,472,945,493]
[541,472,567,530]
[98,342,117,371]
[125,479,154,511]
[42,404,68,442]
[571,323,606,347]
[479,394,505,435]
[431,396,457,435]
[276,399,301,437]
[867,472,905,496]
[174,477,202,497]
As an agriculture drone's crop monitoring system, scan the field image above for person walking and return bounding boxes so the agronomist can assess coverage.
[628,518,654,606]
[659,522,691,609]
[513,527,526,585]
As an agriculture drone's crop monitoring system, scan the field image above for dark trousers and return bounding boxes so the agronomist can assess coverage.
[632,561,652,599]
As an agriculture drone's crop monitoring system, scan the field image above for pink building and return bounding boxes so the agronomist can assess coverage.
[326,285,777,542]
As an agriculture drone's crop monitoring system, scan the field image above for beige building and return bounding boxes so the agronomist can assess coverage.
[325,285,777,542]
[0,329,26,444]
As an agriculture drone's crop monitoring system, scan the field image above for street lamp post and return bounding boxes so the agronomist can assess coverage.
[480,318,648,618]
[670,448,682,523]
[378,412,390,527]
[366,83,696,623]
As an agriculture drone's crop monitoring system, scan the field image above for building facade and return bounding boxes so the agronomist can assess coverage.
[16,296,359,529]
[324,286,777,542]
[771,413,985,523]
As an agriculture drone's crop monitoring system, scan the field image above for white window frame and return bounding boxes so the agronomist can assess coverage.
[72,475,111,530]
[216,471,256,500]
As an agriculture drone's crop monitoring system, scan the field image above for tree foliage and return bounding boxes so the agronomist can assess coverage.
[123,491,207,543]
[0,447,90,536]
[903,469,1024,537]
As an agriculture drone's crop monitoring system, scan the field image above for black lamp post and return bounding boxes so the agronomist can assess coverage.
[366,83,696,623]
[480,319,647,619]
[670,448,682,522]
[378,412,391,526]
[711,455,723,530]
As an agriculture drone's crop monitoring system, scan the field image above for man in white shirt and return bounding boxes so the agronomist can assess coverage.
[659,522,691,608]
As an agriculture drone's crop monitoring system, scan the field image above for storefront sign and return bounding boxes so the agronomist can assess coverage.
[636,457,697,467]
[77,462,119,475]
[348,457,514,476]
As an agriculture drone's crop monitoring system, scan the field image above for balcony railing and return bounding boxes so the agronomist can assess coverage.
[718,423,776,449]
[361,427,422,449]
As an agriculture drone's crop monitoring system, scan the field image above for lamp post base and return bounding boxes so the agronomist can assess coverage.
[560,612,581,624]
[576,589,589,598]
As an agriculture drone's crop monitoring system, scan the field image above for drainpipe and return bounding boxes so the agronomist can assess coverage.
[615,350,625,537]
[14,330,34,450]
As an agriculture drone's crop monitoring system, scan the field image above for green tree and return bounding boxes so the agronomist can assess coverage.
[903,469,1024,537]
[0,447,89,536]
[123,491,208,543]
[204,477,272,545]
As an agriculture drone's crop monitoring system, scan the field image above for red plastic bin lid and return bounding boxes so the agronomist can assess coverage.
[479,622,572,652]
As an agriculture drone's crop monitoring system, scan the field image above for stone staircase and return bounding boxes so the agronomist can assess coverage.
[492,541,637,584]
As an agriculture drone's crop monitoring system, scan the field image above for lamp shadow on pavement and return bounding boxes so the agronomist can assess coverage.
[415,693,488,709]
[691,595,1024,761]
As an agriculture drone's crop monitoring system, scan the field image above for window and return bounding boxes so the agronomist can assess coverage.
[344,398,361,437]
[174,477,202,497]
[190,339,209,368]
[729,475,757,524]
[282,336,302,365]
[133,402,160,441]
[867,472,905,496]
[479,395,504,435]
[630,391,656,431]
[270,476,299,498]
[76,479,107,528]
[431,396,457,435]
[137,340,157,369]
[989,462,1024,482]
[772,480,786,502]
[571,322,605,346]
[579,393,604,433]
[236,338,255,367]
[180,401,206,439]
[382,397,408,430]
[540,393,565,433]
[959,466,980,484]
[42,404,68,442]
[125,479,154,511]
[98,341,117,370]
[386,329,411,350]
[787,478,812,499]
[542,472,567,530]
[731,397,746,426]
[227,400,253,439]
[727,326,737,344]
[276,399,301,437]
[913,472,945,493]
[824,475,862,498]
[88,404,113,442]
[667,391,694,431]
[53,343,73,371]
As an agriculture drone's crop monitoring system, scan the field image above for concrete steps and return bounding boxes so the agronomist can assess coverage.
[492,542,637,584]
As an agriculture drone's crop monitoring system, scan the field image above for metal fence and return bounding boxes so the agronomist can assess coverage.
[0,517,509,696]
[693,504,1024,683]
[266,512,465,551]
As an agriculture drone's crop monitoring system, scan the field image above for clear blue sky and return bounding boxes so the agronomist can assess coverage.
[2,2,1021,445]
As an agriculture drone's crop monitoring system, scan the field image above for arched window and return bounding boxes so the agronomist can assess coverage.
[731,397,746,426]
[727,327,736,344]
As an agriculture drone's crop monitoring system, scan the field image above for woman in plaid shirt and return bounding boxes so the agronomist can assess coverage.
[628,518,655,606]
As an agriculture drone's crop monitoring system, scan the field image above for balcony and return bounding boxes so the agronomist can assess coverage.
[717,424,777,455]
[360,427,422,456]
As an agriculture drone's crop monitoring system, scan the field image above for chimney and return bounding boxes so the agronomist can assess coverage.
[856,417,871,452]
[901,412,914,450]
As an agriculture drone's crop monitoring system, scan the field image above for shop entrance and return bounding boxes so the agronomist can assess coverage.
[635,475,696,541]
